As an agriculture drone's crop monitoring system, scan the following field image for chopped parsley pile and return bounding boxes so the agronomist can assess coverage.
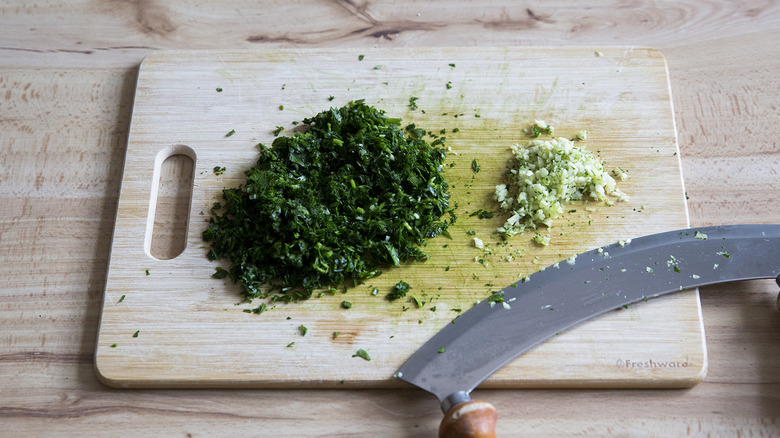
[203,100,453,302]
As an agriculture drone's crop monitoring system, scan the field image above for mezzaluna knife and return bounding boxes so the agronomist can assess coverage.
[395,224,780,437]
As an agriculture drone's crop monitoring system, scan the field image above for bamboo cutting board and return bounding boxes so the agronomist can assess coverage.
[96,47,705,388]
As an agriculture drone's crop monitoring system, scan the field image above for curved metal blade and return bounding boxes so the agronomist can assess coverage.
[396,224,780,404]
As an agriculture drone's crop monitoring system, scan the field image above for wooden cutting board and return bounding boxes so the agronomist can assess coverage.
[95,47,705,388]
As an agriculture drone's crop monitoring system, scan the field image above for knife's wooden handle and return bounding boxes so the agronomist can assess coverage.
[439,400,497,438]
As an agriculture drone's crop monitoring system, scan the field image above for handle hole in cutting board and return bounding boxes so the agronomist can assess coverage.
[145,145,196,260]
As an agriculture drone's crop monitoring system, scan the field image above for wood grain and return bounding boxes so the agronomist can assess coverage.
[1,0,779,436]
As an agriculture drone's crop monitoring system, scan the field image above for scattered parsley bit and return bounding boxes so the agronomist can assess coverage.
[279,104,284,110]
[469,209,493,219]
[111,343,118,348]
[212,267,229,279]
[448,63,456,67]
[352,349,371,361]
[438,346,446,354]
[471,159,480,173]
[717,250,731,259]
[299,325,308,336]
[695,231,708,240]
[216,87,223,92]
[118,295,126,303]
[272,126,284,136]
[411,295,424,308]
[328,95,335,101]
[373,65,382,70]
[387,281,411,301]
[358,54,365,61]
[225,129,236,137]
[132,330,139,338]
[341,301,352,309]
[488,291,505,304]
[287,342,295,348]
[145,269,150,276]
[409,96,419,110]
[251,303,267,314]
[446,81,452,89]
[203,101,451,303]
[333,331,340,339]
[213,166,226,176]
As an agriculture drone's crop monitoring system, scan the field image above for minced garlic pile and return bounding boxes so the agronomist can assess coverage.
[494,133,627,238]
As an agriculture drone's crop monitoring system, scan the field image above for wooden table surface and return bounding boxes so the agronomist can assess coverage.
[1,1,778,436]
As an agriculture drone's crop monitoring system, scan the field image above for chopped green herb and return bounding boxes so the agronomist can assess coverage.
[328,95,335,101]
[387,281,411,301]
[212,267,229,279]
[446,81,452,89]
[252,303,267,314]
[213,166,226,176]
[452,127,459,133]
[272,126,284,136]
[203,101,451,303]
[145,269,150,276]
[132,330,139,338]
[118,295,126,303]
[469,209,493,219]
[358,54,365,61]
[216,87,223,92]
[111,343,118,348]
[226,129,236,137]
[287,342,295,348]
[471,159,480,173]
[717,250,731,259]
[341,301,352,309]
[299,324,307,336]
[411,295,424,308]
[373,65,382,70]
[371,287,379,296]
[449,63,456,67]
[438,346,446,354]
[409,96,419,110]
[487,291,505,304]
[352,349,371,361]
[279,104,284,110]
[333,331,340,339]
